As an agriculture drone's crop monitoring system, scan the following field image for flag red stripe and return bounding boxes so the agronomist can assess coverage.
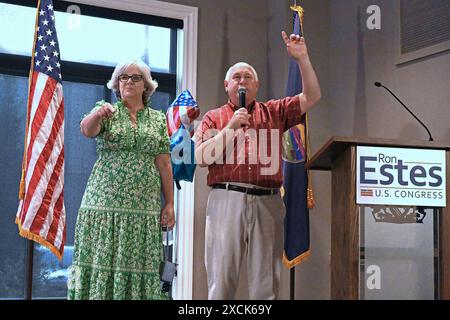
[173,109,181,127]
[46,190,64,246]
[61,222,67,253]
[21,98,64,224]
[17,72,39,212]
[186,107,200,120]
[54,217,67,254]
[29,147,64,234]
[26,71,39,133]
[25,76,57,171]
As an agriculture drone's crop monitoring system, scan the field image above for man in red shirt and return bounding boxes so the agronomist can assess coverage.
[195,31,321,300]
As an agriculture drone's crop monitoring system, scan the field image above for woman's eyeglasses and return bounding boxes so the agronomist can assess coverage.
[118,74,143,83]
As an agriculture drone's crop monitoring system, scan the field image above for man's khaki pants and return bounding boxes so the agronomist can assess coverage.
[205,187,285,300]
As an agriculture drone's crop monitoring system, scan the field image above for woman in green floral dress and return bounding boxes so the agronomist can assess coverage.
[67,59,175,300]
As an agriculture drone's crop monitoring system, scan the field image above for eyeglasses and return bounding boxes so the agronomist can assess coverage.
[118,74,143,83]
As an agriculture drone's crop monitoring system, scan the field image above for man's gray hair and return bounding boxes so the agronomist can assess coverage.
[224,62,259,82]
[106,58,158,104]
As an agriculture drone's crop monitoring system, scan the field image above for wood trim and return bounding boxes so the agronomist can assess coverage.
[331,146,359,299]
[173,180,195,300]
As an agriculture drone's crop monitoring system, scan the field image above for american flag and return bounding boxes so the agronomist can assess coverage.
[16,0,65,260]
[166,90,199,137]
[360,189,374,197]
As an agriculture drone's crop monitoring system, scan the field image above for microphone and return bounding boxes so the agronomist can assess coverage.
[238,87,247,128]
[238,87,247,109]
[374,81,433,141]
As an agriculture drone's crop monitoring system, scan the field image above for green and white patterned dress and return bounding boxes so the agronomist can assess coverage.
[67,100,170,300]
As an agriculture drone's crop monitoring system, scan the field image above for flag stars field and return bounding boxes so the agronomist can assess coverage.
[33,0,62,84]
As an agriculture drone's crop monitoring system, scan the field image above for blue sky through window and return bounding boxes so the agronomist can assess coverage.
[0,3,171,72]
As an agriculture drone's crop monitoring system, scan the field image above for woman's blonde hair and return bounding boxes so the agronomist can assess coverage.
[106,59,158,104]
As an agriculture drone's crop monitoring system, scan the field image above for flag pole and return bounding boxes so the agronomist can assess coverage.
[287,2,307,301]
[25,241,34,300]
[290,268,295,300]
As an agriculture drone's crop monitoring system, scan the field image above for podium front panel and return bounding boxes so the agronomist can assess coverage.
[359,205,439,299]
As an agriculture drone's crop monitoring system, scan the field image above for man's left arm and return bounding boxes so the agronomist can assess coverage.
[281,31,321,113]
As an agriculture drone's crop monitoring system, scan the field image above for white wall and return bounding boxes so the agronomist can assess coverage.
[330,0,450,140]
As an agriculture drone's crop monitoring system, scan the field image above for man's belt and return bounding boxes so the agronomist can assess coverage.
[211,183,279,196]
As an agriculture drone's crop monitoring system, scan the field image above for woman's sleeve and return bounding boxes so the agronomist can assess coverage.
[156,111,171,155]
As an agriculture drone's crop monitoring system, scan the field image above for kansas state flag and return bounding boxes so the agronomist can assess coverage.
[282,10,311,268]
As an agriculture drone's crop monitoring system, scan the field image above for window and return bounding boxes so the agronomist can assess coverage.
[0,0,182,299]
[0,73,28,299]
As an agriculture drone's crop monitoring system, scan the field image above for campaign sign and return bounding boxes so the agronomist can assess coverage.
[356,146,446,206]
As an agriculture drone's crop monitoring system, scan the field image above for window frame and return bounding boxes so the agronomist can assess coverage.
[0,53,177,96]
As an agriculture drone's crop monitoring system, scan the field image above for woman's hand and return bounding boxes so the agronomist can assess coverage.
[96,103,116,119]
[80,103,116,137]
[161,203,175,230]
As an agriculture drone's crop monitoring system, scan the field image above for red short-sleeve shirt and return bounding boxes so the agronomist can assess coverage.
[195,96,304,188]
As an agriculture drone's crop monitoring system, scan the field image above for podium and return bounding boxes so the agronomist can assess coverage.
[307,136,450,299]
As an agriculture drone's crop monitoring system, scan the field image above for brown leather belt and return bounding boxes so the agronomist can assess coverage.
[212,183,279,196]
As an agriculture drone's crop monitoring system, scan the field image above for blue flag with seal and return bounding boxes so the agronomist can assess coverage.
[281,6,314,269]
[166,90,199,190]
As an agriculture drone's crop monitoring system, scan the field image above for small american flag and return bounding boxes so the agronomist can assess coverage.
[166,90,199,137]
[360,189,374,197]
[16,0,65,260]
